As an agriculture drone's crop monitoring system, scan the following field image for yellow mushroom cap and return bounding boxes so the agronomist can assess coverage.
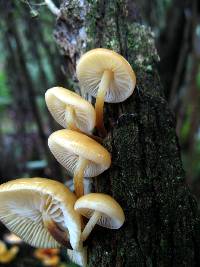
[45,87,96,133]
[76,48,136,103]
[0,178,81,250]
[0,245,19,264]
[48,129,111,177]
[74,193,125,229]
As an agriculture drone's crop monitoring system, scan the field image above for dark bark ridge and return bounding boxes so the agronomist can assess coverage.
[55,1,200,266]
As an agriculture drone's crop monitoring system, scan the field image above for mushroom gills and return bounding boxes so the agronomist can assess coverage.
[95,70,113,136]
[0,191,66,248]
[45,87,96,134]
[81,210,101,241]
[74,156,89,197]
[75,193,125,242]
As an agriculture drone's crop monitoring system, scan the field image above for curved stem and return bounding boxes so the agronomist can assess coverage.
[95,70,113,137]
[65,105,79,131]
[65,106,104,143]
[81,211,101,241]
[43,217,72,249]
[74,157,88,197]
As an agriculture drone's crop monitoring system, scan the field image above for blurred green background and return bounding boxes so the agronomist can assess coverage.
[0,0,199,266]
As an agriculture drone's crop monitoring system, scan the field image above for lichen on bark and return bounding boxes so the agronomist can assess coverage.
[55,1,200,266]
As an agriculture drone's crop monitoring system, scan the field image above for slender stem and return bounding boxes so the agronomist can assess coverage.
[43,216,72,249]
[74,157,88,197]
[65,106,102,142]
[81,211,101,241]
[65,105,79,131]
[95,70,113,137]
[67,247,87,267]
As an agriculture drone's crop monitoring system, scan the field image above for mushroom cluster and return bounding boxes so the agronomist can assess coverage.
[0,48,136,266]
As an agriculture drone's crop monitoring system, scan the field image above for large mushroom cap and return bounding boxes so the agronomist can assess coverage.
[48,129,111,177]
[76,48,136,103]
[74,193,125,229]
[0,178,81,249]
[45,87,95,133]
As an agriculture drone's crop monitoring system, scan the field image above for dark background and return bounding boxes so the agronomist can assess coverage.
[0,0,199,266]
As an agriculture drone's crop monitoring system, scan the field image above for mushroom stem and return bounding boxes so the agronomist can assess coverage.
[81,211,101,241]
[65,105,79,131]
[43,217,72,249]
[74,157,88,197]
[65,106,101,141]
[95,70,113,137]
[67,247,87,267]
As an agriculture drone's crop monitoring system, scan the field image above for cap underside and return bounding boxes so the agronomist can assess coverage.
[48,130,111,177]
[45,87,95,133]
[75,193,125,229]
[0,191,62,248]
[48,140,108,177]
[0,178,81,249]
[77,48,136,103]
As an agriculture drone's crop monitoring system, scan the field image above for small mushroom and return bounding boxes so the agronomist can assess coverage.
[77,48,136,136]
[34,248,60,267]
[74,193,125,241]
[45,87,96,134]
[48,129,111,197]
[0,178,81,250]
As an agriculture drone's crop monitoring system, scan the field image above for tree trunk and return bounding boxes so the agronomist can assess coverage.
[55,0,200,266]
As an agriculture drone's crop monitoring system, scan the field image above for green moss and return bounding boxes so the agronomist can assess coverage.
[86,0,159,70]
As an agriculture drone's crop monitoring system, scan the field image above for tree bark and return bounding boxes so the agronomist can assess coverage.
[55,0,200,266]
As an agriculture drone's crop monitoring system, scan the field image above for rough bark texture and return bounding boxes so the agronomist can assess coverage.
[55,1,200,266]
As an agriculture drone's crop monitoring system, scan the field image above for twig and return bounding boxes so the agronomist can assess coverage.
[44,0,60,16]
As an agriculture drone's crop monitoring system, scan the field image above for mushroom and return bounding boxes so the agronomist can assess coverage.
[74,193,125,241]
[76,48,136,136]
[48,129,111,197]
[0,178,81,250]
[45,87,95,134]
[34,248,60,267]
[0,241,19,264]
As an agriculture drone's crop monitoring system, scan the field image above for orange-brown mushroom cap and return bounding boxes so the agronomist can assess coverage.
[0,178,81,250]
[45,87,95,134]
[48,129,111,177]
[76,48,136,103]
